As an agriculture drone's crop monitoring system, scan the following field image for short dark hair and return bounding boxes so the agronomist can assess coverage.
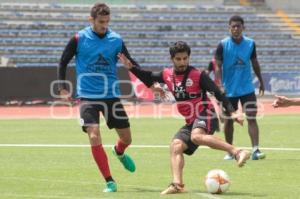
[90,3,110,19]
[229,15,244,25]
[169,41,191,58]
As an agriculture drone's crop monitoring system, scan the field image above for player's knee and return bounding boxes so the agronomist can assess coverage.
[171,140,184,154]
[246,111,257,121]
[224,118,234,126]
[246,117,257,125]
[87,126,100,144]
[122,137,132,145]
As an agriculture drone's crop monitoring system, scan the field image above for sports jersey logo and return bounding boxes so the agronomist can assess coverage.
[186,78,193,87]
[94,54,109,66]
[234,57,246,66]
[174,85,186,99]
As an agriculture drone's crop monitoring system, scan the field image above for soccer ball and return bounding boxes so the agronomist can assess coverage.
[204,169,230,194]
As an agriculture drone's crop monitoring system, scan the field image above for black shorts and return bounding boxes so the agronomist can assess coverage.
[228,92,257,114]
[79,98,130,132]
[173,112,219,156]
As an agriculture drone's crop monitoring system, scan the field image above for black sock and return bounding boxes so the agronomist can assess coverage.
[105,176,114,182]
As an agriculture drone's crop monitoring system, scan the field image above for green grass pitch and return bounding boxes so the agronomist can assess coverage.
[0,115,300,199]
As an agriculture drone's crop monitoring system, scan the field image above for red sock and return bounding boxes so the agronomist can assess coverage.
[91,145,111,179]
[115,139,129,155]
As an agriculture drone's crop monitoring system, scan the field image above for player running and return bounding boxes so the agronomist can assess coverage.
[57,3,145,193]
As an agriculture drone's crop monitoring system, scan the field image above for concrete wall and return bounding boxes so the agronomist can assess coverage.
[0,67,134,101]
[265,0,300,11]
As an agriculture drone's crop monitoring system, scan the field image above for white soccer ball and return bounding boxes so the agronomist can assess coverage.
[204,169,230,194]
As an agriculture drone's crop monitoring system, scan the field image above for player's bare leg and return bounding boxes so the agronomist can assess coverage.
[223,118,235,160]
[224,118,234,145]
[161,139,186,194]
[190,128,250,167]
[246,110,265,160]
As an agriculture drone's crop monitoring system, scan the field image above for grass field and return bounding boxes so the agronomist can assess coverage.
[0,115,300,199]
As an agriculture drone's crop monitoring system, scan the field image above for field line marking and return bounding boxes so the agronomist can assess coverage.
[0,193,109,199]
[196,193,222,199]
[0,144,300,151]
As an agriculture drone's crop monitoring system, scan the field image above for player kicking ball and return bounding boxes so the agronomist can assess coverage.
[119,41,251,194]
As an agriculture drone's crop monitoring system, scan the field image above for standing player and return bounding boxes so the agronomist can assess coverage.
[215,15,266,160]
[118,41,251,194]
[58,3,143,192]
[272,95,300,107]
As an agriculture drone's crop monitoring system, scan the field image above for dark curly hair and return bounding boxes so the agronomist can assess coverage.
[90,3,110,19]
[169,41,191,58]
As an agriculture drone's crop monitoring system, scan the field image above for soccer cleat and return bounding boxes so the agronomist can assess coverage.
[252,149,266,160]
[223,153,235,160]
[160,183,185,195]
[112,147,136,172]
[235,150,251,167]
[103,181,117,193]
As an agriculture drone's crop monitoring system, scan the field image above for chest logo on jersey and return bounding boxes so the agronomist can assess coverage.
[94,54,109,66]
[234,57,246,67]
[87,54,110,72]
[186,78,193,87]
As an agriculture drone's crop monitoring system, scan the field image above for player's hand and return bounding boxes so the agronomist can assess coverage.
[272,95,290,108]
[118,53,133,69]
[59,89,72,102]
[259,83,265,97]
[151,83,166,99]
[230,111,244,126]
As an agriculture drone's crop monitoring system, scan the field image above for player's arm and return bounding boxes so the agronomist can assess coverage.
[214,42,224,92]
[119,43,164,85]
[119,45,165,96]
[251,43,265,96]
[206,61,213,74]
[272,95,300,107]
[199,72,243,125]
[58,35,77,101]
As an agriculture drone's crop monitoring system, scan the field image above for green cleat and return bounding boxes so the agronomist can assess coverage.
[252,149,266,160]
[112,147,136,172]
[103,181,117,193]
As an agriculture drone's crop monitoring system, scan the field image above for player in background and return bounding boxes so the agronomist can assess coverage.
[215,15,266,161]
[57,3,150,193]
[119,41,251,194]
[272,95,300,107]
[206,57,224,129]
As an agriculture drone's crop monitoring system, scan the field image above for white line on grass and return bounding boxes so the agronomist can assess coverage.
[0,193,110,199]
[0,144,300,151]
[197,193,222,199]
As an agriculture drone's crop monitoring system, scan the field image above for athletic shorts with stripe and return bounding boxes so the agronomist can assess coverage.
[173,109,219,155]
[79,98,130,132]
[227,92,257,114]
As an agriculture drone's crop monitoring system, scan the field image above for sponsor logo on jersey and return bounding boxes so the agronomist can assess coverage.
[186,78,193,87]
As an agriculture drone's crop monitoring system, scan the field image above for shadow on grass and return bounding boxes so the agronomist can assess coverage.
[191,190,267,198]
[121,187,162,193]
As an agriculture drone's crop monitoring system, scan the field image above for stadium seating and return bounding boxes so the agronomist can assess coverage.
[0,2,300,71]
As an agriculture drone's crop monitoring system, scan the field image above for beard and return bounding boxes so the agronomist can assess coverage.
[175,65,188,72]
